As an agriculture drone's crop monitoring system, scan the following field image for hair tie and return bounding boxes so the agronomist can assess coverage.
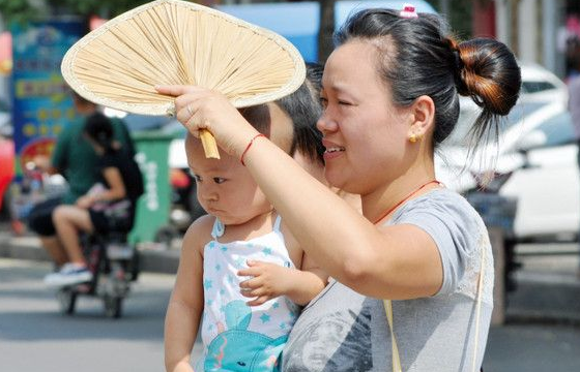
[399,4,418,19]
[453,54,469,96]
[453,48,464,71]
[444,37,468,95]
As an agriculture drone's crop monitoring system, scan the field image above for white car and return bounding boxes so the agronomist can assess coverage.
[436,99,562,186]
[437,97,577,242]
[499,107,578,241]
[519,62,568,103]
[436,61,574,242]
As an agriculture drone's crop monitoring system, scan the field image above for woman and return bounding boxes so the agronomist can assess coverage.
[44,113,143,287]
[157,6,521,371]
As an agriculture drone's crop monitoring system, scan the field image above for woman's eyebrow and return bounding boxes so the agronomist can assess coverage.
[324,82,354,97]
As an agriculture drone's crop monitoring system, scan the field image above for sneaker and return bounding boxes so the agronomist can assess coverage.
[44,263,93,287]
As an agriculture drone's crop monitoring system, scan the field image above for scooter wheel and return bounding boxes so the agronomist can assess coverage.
[57,288,77,315]
[104,295,123,319]
[153,225,178,248]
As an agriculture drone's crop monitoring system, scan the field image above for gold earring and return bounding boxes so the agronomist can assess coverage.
[409,134,417,143]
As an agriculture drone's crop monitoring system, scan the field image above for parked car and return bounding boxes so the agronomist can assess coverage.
[437,96,576,242]
[499,107,578,242]
[436,98,557,189]
[519,62,568,103]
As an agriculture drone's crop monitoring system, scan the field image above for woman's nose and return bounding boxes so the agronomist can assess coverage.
[316,112,338,133]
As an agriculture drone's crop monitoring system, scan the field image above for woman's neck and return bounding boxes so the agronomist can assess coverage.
[362,173,439,223]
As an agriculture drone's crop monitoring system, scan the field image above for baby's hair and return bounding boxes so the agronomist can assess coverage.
[185,105,271,155]
[276,62,325,165]
[239,105,271,136]
[336,8,521,151]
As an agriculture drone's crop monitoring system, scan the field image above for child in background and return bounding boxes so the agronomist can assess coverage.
[164,105,327,372]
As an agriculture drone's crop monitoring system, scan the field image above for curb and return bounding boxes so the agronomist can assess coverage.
[505,270,580,326]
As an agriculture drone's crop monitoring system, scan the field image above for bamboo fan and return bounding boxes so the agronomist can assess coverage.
[61,0,306,158]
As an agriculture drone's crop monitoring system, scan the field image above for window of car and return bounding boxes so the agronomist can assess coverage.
[529,110,575,148]
[521,81,559,94]
[443,101,548,147]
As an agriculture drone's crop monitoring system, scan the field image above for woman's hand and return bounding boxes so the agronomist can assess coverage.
[155,85,258,157]
[238,260,294,306]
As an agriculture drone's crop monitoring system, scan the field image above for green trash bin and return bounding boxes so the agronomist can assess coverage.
[129,131,175,244]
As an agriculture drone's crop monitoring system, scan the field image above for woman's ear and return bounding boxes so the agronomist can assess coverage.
[407,95,435,141]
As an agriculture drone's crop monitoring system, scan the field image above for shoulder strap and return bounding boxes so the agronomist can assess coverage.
[471,245,486,372]
[210,218,225,239]
[273,214,282,232]
[384,244,486,372]
[383,299,402,372]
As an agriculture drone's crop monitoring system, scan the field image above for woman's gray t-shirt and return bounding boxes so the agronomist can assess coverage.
[282,188,494,371]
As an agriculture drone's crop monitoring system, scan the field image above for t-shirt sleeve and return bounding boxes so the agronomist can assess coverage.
[98,154,117,170]
[394,191,486,296]
[50,126,71,171]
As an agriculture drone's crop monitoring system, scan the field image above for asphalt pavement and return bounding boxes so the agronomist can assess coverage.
[1,224,580,371]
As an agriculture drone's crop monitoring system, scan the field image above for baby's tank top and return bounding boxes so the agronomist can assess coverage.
[197,215,300,372]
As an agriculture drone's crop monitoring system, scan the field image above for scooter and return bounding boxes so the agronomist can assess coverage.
[153,167,206,247]
[56,232,140,318]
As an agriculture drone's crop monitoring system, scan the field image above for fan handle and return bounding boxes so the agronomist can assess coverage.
[200,129,220,159]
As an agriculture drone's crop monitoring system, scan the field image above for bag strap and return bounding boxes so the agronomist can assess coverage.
[471,245,486,372]
[384,245,486,372]
[383,299,402,372]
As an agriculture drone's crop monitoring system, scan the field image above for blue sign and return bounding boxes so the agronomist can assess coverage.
[11,20,84,168]
[335,1,437,31]
[217,2,320,62]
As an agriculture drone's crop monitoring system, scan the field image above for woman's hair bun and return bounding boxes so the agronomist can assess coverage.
[456,38,521,116]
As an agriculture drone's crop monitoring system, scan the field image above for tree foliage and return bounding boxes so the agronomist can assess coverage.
[0,0,156,25]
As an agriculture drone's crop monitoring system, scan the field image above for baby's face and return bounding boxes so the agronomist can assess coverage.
[185,134,271,225]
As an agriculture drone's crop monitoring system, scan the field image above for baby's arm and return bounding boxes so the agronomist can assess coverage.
[164,217,209,372]
[238,252,328,307]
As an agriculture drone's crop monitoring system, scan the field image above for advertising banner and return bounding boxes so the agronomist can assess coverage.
[11,19,84,175]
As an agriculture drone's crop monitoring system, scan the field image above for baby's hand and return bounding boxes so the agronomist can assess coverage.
[238,260,293,307]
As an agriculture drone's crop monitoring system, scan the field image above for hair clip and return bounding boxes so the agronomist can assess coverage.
[400,4,419,19]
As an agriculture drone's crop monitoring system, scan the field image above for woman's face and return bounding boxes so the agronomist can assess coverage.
[300,318,351,369]
[318,40,412,196]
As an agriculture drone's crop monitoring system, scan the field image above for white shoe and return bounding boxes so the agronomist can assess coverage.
[44,263,93,287]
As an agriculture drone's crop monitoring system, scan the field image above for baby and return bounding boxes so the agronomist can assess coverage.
[164,105,327,372]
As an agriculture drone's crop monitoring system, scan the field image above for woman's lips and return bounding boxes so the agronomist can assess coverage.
[323,145,345,160]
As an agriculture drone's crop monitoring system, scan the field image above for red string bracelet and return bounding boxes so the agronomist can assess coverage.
[240,133,266,166]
